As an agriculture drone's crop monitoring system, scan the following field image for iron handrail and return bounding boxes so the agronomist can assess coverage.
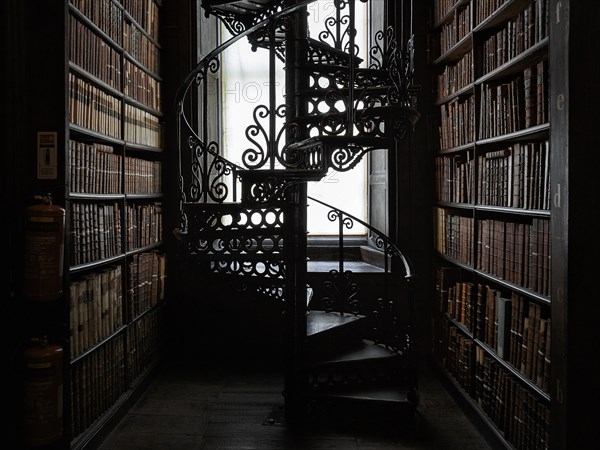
[307,195,416,283]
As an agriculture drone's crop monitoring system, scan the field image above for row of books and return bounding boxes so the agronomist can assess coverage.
[69,74,122,139]
[478,0,549,75]
[439,2,472,56]
[439,96,475,150]
[70,265,123,359]
[434,210,551,296]
[434,207,474,266]
[444,324,474,391]
[437,50,473,102]
[124,156,162,194]
[474,0,509,25]
[70,140,122,194]
[123,103,162,148]
[435,152,474,204]
[433,0,463,24]
[508,295,550,390]
[70,202,122,266]
[69,74,163,147]
[70,0,160,47]
[122,0,160,41]
[124,59,162,112]
[70,11,162,113]
[70,334,126,440]
[475,286,550,391]
[69,14,122,91]
[127,251,166,319]
[477,217,550,296]
[125,203,163,249]
[437,268,551,390]
[123,21,160,76]
[474,345,550,450]
[478,61,548,140]
[477,141,550,210]
[70,0,123,46]
[69,139,163,194]
[126,309,161,384]
[433,207,474,265]
[440,323,550,450]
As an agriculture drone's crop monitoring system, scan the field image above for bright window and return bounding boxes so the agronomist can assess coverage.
[221,1,369,235]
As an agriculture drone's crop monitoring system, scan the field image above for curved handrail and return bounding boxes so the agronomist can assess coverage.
[308,195,416,283]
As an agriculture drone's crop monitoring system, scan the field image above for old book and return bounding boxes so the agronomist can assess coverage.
[536,59,547,125]
[535,317,548,388]
[523,66,535,128]
[70,281,80,358]
[486,287,498,349]
[496,295,512,359]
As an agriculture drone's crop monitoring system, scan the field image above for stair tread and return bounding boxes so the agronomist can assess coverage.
[306,37,364,65]
[304,63,388,74]
[308,260,384,274]
[203,0,280,16]
[295,104,420,122]
[306,310,364,337]
[298,85,392,96]
[308,384,413,404]
[310,339,398,365]
[237,168,327,184]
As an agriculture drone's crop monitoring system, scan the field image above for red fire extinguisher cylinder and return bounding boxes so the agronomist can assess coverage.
[23,337,64,447]
[23,194,65,301]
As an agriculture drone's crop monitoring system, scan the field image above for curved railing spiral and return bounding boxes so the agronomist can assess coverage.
[308,195,416,283]
[176,0,319,229]
[176,0,417,230]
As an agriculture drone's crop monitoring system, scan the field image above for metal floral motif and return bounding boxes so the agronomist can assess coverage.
[321,269,360,314]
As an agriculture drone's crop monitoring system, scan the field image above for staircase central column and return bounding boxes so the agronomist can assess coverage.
[283,0,310,423]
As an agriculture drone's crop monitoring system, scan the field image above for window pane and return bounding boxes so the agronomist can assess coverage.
[220,1,369,235]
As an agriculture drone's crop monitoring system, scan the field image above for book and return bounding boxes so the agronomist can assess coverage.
[496,295,512,359]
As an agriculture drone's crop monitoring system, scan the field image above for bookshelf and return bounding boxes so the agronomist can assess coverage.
[430,0,552,448]
[6,0,167,448]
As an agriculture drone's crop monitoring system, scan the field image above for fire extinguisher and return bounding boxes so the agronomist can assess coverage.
[23,337,64,447]
[23,194,65,301]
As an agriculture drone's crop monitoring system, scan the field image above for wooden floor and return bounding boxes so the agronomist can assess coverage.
[94,358,499,450]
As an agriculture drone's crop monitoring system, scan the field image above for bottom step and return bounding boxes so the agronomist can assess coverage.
[308,384,416,405]
[303,384,419,431]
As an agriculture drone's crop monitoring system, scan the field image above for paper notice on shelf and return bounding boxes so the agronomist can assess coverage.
[37,131,58,180]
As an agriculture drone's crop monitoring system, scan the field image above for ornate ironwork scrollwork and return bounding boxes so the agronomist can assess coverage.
[186,136,237,203]
[328,144,370,172]
[242,104,295,171]
[204,2,285,38]
[244,176,298,205]
[321,269,360,315]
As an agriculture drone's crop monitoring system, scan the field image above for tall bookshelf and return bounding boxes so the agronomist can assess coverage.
[7,0,167,448]
[430,1,551,449]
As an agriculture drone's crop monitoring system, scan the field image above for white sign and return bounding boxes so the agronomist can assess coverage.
[37,131,58,180]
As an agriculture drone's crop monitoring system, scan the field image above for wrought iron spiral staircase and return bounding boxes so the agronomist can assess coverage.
[175,0,420,423]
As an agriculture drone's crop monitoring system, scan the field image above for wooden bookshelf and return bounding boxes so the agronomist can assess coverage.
[4,0,167,448]
[431,1,551,449]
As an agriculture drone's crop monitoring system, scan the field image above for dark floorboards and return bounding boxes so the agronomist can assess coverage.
[95,360,498,450]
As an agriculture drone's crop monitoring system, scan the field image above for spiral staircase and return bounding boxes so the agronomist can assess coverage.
[175,0,420,424]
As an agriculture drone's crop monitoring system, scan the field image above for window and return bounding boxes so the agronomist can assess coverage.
[220,1,371,236]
